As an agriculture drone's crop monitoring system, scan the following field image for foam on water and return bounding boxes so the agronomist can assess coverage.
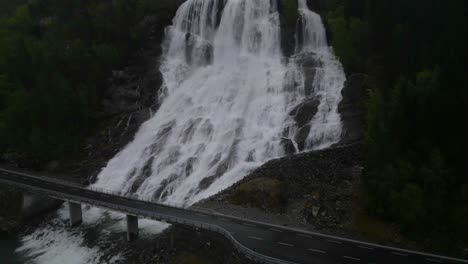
[15,1,346,263]
[16,205,168,264]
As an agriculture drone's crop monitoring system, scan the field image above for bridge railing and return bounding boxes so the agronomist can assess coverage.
[0,170,291,263]
[1,168,217,215]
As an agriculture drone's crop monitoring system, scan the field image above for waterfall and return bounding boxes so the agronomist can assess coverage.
[92,0,346,205]
[93,0,290,205]
[293,0,346,150]
[16,1,347,263]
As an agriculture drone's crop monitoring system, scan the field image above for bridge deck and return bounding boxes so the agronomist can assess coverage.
[0,168,466,264]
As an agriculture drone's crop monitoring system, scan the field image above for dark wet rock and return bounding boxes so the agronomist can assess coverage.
[290,98,320,127]
[294,124,311,151]
[198,176,217,191]
[183,157,197,177]
[199,139,239,191]
[209,153,222,169]
[297,55,322,96]
[181,118,202,143]
[295,52,321,68]
[130,157,154,193]
[246,150,256,162]
[154,173,179,200]
[338,73,367,145]
[280,138,296,155]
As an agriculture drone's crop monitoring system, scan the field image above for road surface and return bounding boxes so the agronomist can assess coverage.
[0,167,467,264]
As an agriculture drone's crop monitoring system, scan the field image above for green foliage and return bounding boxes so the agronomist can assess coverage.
[279,0,299,26]
[321,0,468,252]
[327,5,368,71]
[0,0,170,160]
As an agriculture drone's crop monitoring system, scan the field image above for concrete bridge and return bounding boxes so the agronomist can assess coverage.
[1,167,467,264]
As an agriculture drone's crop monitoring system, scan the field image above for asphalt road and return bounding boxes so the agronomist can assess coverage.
[0,167,467,264]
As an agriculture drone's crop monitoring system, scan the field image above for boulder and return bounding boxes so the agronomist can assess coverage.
[294,124,311,151]
[337,74,366,145]
[290,98,320,127]
[280,138,297,156]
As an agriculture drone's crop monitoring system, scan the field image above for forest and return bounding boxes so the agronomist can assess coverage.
[0,0,172,160]
[0,0,467,255]
[324,0,468,253]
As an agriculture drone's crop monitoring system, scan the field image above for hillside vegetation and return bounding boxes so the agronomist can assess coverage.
[323,0,468,254]
[0,0,175,162]
[0,0,467,256]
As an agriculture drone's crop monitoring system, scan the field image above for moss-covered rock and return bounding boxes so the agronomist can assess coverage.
[230,177,286,212]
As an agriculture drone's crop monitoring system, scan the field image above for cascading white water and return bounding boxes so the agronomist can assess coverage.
[16,1,346,263]
[92,0,345,205]
[293,0,346,150]
[93,0,292,205]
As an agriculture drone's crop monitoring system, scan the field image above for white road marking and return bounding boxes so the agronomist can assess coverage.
[297,234,313,238]
[269,228,282,232]
[426,259,443,263]
[343,256,360,261]
[243,223,256,227]
[358,245,374,250]
[308,248,326,254]
[327,239,342,244]
[392,252,408,257]
[278,242,294,247]
[248,236,263,241]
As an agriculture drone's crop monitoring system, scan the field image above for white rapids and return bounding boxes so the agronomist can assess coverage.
[16,1,346,263]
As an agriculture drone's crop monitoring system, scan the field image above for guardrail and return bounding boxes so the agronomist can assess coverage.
[2,168,467,264]
[0,172,294,264]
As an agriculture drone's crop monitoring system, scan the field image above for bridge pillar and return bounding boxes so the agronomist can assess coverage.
[126,215,139,242]
[68,202,82,227]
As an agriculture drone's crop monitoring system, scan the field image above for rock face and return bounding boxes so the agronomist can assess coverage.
[290,98,320,127]
[294,124,311,151]
[199,143,364,232]
[338,74,367,145]
[280,138,297,155]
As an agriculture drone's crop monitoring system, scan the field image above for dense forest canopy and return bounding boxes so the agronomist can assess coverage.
[0,0,467,255]
[0,0,174,160]
[325,0,468,253]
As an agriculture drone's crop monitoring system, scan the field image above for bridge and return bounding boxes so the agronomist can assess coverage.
[0,167,467,264]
